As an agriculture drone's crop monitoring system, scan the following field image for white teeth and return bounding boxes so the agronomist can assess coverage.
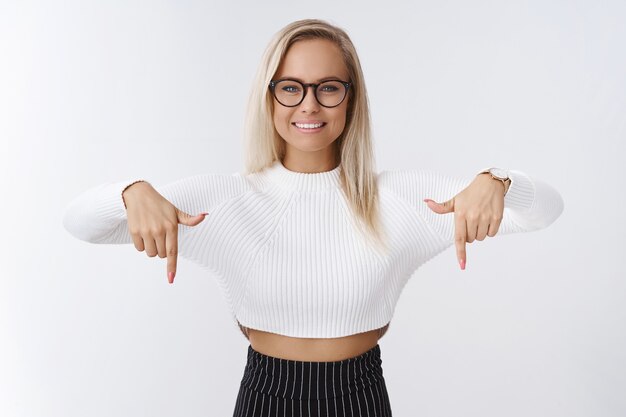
[295,122,324,129]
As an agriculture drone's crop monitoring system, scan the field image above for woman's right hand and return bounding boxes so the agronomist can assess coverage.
[122,181,208,284]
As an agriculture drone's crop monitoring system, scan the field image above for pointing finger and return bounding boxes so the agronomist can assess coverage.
[166,225,178,284]
[455,212,467,270]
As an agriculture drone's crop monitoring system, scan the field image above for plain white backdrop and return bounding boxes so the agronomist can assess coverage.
[1,0,624,416]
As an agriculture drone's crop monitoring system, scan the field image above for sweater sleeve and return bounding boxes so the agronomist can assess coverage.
[377,168,564,243]
[62,173,251,244]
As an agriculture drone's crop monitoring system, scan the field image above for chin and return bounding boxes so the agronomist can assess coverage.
[284,138,336,152]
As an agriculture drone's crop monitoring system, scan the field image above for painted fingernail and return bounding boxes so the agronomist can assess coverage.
[168,271,175,283]
[459,259,466,270]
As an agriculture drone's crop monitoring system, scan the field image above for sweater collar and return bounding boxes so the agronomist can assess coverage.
[265,159,341,192]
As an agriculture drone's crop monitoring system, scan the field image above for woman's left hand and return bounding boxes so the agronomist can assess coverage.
[423,173,506,271]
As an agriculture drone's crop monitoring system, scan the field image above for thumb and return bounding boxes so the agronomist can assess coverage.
[423,198,455,214]
[176,207,208,226]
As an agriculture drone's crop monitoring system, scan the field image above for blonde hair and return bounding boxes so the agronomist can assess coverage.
[243,18,389,254]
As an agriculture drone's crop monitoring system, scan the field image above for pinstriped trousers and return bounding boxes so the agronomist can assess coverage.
[232,344,393,417]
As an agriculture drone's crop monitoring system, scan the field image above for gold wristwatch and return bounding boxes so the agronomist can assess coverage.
[478,167,511,196]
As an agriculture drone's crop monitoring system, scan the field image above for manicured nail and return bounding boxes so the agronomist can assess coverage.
[201,212,209,216]
[459,259,466,270]
[168,271,175,283]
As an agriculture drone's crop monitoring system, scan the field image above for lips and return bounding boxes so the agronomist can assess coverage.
[292,122,326,129]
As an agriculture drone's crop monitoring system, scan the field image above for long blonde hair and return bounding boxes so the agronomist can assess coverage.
[243,19,388,254]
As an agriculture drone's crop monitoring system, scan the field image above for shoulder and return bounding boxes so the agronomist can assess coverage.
[377,168,436,185]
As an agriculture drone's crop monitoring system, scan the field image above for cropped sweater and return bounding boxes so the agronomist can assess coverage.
[62,160,564,339]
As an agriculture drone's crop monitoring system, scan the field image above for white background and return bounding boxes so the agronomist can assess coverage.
[1,1,624,416]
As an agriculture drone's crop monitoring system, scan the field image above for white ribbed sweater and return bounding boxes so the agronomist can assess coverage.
[63,160,564,339]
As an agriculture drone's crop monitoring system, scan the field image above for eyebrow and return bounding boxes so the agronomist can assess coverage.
[276,75,345,82]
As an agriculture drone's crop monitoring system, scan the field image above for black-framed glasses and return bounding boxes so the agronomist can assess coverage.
[269,78,351,108]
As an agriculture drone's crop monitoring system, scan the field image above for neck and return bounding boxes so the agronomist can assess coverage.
[282,147,339,173]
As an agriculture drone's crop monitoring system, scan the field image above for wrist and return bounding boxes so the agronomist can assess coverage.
[477,167,511,197]
[122,180,149,209]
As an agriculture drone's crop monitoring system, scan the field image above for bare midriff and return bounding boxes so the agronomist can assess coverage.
[237,321,390,362]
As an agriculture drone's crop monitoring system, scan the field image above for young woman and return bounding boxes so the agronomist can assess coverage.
[63,19,564,417]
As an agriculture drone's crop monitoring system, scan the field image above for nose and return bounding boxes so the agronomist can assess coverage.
[300,85,320,112]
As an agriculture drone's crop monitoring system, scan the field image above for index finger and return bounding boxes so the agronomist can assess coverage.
[166,225,178,283]
[454,212,467,270]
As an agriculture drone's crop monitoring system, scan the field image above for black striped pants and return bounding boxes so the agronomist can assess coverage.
[232,344,393,417]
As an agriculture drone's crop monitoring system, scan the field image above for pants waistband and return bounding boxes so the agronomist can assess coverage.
[239,344,385,401]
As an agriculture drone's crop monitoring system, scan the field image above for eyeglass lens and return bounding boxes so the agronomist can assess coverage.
[273,80,347,107]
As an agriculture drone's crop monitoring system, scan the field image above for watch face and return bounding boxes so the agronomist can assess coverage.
[489,168,509,180]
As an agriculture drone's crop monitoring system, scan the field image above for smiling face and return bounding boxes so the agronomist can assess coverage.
[272,38,351,172]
